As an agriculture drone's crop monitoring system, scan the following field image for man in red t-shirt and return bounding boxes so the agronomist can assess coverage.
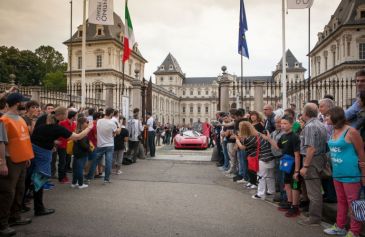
[57,110,77,183]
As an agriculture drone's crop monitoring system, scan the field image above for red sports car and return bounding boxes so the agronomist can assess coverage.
[174,130,208,149]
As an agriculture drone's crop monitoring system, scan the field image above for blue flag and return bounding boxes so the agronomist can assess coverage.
[238,0,249,58]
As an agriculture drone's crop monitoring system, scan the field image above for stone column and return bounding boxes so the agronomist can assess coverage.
[253,81,264,112]
[218,66,231,112]
[30,86,42,102]
[104,83,115,108]
[131,79,142,110]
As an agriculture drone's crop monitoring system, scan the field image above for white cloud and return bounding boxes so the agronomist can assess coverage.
[0,0,342,80]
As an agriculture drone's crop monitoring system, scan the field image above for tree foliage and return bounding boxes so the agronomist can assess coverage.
[0,45,67,88]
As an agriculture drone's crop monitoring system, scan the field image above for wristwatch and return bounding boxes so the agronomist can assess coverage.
[303,165,309,168]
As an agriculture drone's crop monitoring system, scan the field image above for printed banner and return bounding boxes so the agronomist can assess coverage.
[89,0,114,25]
[287,0,314,9]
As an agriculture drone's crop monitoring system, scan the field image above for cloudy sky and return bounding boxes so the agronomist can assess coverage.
[0,0,341,79]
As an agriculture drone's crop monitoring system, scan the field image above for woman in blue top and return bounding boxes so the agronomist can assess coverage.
[324,106,365,237]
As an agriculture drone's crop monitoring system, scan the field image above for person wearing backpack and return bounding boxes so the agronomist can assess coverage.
[126,108,144,163]
[71,117,92,189]
[146,112,156,157]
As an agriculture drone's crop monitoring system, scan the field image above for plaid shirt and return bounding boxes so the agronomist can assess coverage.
[300,118,328,156]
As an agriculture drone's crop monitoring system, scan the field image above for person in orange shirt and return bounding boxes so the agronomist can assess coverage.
[0,93,34,237]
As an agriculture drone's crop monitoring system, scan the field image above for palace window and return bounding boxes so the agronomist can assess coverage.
[160,77,164,82]
[190,106,193,113]
[359,43,365,60]
[190,90,193,96]
[205,106,209,113]
[169,77,173,81]
[347,42,351,57]
[96,55,102,68]
[205,90,209,95]
[361,11,365,19]
[190,118,193,124]
[169,65,173,70]
[182,90,186,95]
[78,30,83,37]
[97,28,102,36]
[182,107,186,113]
[77,56,82,69]
[198,106,201,113]
[198,91,201,96]
[182,118,185,124]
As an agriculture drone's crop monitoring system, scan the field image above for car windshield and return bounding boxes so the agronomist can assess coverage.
[182,130,201,137]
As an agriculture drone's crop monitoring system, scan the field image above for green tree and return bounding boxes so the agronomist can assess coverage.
[42,71,67,91]
[35,45,67,73]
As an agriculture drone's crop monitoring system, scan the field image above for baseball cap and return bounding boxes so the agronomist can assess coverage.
[6,92,30,107]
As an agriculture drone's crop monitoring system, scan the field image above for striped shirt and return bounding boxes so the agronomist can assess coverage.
[244,134,275,162]
[300,118,328,156]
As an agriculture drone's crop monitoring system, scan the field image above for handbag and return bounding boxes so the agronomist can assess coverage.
[66,140,74,155]
[280,154,295,174]
[351,187,365,222]
[247,135,260,173]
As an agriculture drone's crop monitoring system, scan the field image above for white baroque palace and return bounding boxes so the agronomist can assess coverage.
[307,0,365,106]
[64,0,362,125]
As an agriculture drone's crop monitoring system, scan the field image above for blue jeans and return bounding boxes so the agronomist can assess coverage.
[237,150,248,180]
[72,156,88,185]
[222,141,230,170]
[87,146,114,181]
[275,158,286,201]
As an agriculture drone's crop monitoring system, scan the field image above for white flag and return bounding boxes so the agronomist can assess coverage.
[88,0,114,25]
[287,0,314,9]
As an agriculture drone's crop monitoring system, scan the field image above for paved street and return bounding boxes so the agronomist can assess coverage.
[16,146,326,237]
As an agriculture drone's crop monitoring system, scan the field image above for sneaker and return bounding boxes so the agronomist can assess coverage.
[103,180,111,185]
[246,183,252,187]
[232,175,243,182]
[285,207,300,218]
[43,183,54,190]
[345,231,359,237]
[323,224,347,235]
[278,202,291,212]
[225,173,235,178]
[236,179,247,184]
[218,167,225,171]
[59,177,70,184]
[70,184,77,188]
[78,184,88,189]
[265,192,274,196]
[84,179,91,184]
[252,194,263,200]
[297,218,320,226]
[249,184,257,189]
[116,170,123,175]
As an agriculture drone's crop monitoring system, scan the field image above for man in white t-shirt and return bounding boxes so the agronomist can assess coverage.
[86,108,121,184]
[146,112,156,157]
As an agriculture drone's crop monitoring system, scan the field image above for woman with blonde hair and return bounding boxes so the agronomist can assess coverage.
[236,121,276,199]
[30,106,93,216]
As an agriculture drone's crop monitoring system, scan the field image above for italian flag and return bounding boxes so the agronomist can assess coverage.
[122,0,135,63]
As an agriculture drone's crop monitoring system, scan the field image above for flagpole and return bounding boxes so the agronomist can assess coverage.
[81,0,87,108]
[307,7,311,101]
[241,55,243,109]
[281,0,287,110]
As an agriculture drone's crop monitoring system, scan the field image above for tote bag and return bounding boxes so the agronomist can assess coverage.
[247,135,260,173]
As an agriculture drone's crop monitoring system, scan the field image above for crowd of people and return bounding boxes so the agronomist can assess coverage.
[0,89,160,236]
[2,69,365,237]
[212,69,365,237]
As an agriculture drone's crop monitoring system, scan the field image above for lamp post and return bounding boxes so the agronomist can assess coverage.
[69,0,73,106]
[141,77,147,123]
